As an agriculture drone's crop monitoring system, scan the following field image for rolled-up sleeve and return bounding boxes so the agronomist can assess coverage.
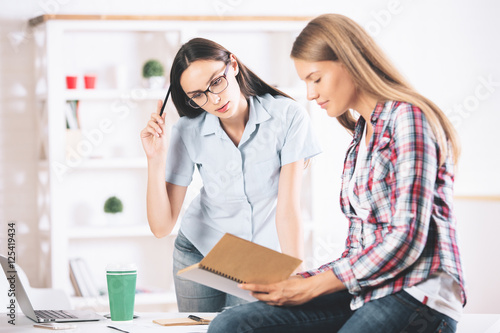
[280,105,322,166]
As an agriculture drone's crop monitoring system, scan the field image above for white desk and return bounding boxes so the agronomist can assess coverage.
[0,312,216,333]
[456,314,500,333]
[1,312,500,332]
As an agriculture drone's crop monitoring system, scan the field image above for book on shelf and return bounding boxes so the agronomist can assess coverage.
[65,100,80,129]
[69,257,99,298]
[177,233,302,302]
[69,261,82,297]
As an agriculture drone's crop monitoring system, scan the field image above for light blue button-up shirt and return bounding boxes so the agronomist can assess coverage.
[165,94,321,255]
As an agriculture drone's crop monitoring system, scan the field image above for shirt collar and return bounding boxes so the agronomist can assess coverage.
[353,100,395,140]
[370,100,395,123]
[201,112,219,136]
[248,95,272,126]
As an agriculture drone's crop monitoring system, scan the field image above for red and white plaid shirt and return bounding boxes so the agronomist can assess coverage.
[301,101,466,310]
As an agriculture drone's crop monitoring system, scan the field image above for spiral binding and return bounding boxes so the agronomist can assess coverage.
[202,264,246,284]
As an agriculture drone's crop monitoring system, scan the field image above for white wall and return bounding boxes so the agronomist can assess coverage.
[1,0,499,314]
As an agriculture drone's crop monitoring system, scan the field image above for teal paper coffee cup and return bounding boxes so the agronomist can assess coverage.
[106,264,137,322]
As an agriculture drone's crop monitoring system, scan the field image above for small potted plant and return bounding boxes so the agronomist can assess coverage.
[142,59,165,89]
[104,196,123,224]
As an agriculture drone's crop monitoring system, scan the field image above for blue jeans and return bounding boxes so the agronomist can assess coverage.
[173,230,248,312]
[208,290,457,333]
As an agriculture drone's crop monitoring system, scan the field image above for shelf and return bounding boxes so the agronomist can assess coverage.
[70,157,148,169]
[35,89,168,102]
[68,225,179,239]
[39,155,148,171]
[70,291,177,311]
[41,158,147,172]
[64,89,168,101]
[68,225,153,239]
[29,14,314,27]
[454,195,500,202]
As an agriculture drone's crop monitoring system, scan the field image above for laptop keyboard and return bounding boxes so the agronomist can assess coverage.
[35,310,77,320]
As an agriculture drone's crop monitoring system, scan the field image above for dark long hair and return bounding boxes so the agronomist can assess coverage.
[170,38,291,118]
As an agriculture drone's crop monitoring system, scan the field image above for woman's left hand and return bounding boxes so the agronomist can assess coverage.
[239,271,346,307]
[239,275,315,306]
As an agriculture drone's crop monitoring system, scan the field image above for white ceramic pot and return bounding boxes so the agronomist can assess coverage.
[146,76,166,89]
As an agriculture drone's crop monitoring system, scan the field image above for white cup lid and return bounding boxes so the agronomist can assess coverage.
[106,263,137,272]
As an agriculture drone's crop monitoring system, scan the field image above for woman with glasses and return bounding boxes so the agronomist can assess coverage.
[140,38,321,312]
[207,14,466,333]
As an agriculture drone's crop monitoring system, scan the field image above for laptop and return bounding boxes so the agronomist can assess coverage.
[1,255,104,322]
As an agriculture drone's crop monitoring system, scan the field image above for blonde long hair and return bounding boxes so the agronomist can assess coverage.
[291,14,460,165]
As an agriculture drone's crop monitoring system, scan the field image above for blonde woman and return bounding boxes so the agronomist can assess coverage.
[208,14,466,333]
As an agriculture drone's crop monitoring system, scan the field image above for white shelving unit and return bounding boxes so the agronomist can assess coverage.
[67,225,153,239]
[30,14,313,311]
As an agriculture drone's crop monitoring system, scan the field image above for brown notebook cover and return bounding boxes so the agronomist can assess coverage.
[177,233,302,301]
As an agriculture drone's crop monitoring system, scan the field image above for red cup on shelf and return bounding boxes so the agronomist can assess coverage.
[84,75,96,89]
[66,75,77,89]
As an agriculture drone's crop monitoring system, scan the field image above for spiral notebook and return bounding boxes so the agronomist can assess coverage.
[177,233,302,301]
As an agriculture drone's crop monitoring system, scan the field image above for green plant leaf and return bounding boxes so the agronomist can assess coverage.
[142,59,164,78]
[104,196,123,213]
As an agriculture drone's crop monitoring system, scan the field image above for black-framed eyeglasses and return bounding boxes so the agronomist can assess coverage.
[186,63,230,109]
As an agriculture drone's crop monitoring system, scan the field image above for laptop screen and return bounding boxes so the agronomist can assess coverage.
[1,255,38,321]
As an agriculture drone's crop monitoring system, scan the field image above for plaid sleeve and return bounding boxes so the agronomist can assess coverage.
[299,261,337,278]
[332,105,439,294]
[299,220,356,278]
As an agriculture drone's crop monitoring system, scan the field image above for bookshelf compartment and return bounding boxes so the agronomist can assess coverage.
[32,15,313,311]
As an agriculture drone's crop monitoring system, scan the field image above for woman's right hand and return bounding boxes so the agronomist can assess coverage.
[140,100,168,161]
